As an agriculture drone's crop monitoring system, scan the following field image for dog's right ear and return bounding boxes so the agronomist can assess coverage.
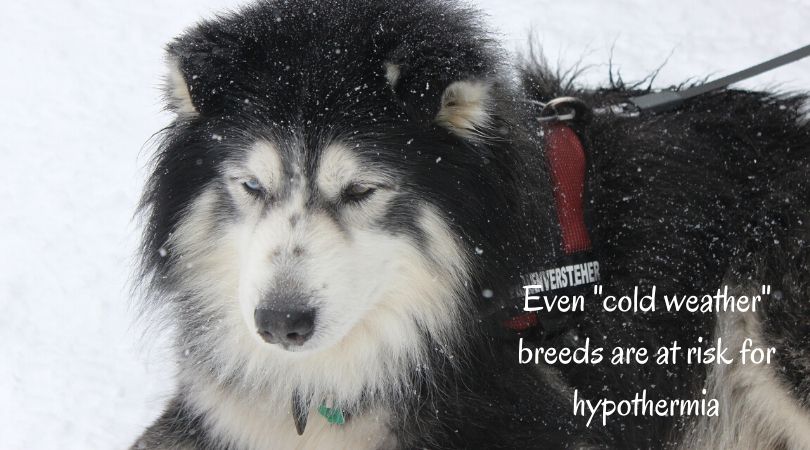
[435,80,494,141]
[164,55,199,118]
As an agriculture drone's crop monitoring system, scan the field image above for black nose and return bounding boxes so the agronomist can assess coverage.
[254,307,316,347]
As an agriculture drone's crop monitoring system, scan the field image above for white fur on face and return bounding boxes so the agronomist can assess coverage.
[435,80,493,140]
[165,57,199,117]
[166,139,472,420]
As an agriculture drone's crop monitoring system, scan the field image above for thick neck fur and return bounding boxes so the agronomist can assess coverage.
[166,285,480,449]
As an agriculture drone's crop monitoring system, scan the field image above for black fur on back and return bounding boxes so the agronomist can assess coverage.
[520,56,810,447]
[135,0,810,448]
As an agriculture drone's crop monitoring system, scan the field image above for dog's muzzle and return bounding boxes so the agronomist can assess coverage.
[254,306,316,347]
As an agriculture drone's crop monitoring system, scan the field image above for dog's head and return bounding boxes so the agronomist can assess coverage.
[141,1,538,397]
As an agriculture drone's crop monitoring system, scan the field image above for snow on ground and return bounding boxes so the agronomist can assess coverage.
[0,0,807,448]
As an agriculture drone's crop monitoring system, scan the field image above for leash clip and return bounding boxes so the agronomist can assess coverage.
[592,102,640,118]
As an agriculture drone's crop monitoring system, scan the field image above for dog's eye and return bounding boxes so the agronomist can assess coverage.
[342,183,376,203]
[242,178,264,196]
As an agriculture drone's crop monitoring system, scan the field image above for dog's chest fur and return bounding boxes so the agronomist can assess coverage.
[188,380,397,450]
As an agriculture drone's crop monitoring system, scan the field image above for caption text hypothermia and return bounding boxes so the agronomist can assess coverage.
[574,389,718,426]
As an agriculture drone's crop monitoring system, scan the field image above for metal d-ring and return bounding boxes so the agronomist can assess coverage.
[537,96,589,123]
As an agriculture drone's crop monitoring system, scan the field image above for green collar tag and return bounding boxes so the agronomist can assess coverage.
[317,404,346,425]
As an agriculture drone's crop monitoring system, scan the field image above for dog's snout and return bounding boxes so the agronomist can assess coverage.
[254,307,316,347]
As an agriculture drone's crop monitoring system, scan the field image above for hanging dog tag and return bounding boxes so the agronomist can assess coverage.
[318,404,347,425]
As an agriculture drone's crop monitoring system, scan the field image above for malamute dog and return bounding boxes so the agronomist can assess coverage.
[133,0,810,448]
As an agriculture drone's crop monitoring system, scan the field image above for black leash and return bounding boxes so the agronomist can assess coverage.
[628,43,810,113]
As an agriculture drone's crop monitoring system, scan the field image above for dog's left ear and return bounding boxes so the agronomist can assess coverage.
[383,62,495,140]
[435,80,494,140]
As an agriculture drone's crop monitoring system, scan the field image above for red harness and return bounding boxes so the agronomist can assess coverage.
[503,121,594,332]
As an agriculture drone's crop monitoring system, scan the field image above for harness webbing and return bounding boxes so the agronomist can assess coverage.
[503,121,596,332]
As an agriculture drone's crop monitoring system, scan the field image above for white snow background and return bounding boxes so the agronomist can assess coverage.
[1,0,808,448]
